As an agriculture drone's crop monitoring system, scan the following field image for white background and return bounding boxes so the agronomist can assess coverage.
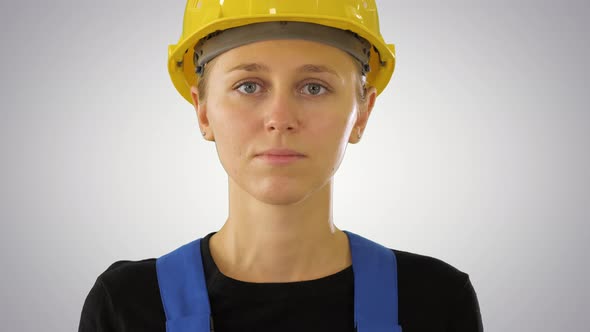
[1,1,588,331]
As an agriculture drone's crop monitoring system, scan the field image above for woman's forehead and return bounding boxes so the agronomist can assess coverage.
[214,39,358,72]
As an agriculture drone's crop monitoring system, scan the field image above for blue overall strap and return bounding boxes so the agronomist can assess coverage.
[344,231,403,332]
[155,238,212,332]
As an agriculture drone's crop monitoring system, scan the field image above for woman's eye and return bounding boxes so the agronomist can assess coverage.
[302,83,328,96]
[236,82,261,94]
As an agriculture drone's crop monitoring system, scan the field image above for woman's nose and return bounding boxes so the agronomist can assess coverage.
[264,90,300,134]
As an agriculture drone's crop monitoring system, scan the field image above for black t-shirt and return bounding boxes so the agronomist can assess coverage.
[79,232,483,331]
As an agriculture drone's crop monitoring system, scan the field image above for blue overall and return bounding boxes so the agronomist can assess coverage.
[156,231,402,332]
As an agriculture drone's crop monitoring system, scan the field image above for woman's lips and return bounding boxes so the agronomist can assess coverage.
[255,148,306,165]
[257,148,304,156]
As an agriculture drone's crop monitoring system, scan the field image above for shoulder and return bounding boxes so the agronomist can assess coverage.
[391,248,483,330]
[79,258,164,331]
[96,258,163,316]
[98,258,159,292]
[392,248,469,288]
[392,248,471,301]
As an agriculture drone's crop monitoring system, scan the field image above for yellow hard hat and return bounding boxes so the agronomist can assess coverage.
[168,0,396,105]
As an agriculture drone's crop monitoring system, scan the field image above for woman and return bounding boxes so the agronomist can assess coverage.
[79,1,483,331]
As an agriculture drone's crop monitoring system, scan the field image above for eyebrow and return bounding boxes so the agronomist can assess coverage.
[226,63,340,78]
[227,63,270,73]
[297,64,340,78]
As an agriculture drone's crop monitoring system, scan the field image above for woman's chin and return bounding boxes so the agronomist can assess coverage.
[253,185,312,206]
[246,177,323,206]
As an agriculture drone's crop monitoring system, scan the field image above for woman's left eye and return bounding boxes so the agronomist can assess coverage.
[301,83,328,96]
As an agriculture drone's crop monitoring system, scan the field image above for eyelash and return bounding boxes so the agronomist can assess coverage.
[234,81,330,96]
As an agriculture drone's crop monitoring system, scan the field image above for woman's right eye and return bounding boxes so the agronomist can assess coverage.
[236,82,261,94]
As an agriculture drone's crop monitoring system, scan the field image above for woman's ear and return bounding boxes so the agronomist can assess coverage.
[190,86,214,141]
[349,86,377,144]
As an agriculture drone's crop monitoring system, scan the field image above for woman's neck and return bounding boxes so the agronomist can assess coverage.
[209,178,351,283]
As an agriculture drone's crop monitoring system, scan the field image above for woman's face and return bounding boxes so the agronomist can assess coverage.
[191,39,376,205]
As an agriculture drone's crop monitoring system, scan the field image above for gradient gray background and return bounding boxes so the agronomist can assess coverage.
[1,1,588,331]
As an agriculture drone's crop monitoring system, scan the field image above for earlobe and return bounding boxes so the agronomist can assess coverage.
[348,127,362,144]
[349,86,377,144]
[190,86,213,140]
